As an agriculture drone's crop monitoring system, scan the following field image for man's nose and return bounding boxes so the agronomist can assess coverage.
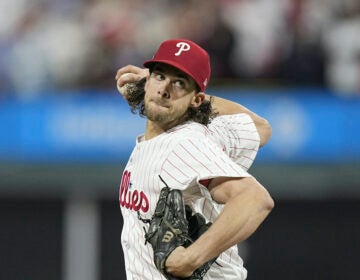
[158,79,171,99]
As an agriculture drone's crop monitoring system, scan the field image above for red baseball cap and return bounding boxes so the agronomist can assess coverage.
[143,39,211,92]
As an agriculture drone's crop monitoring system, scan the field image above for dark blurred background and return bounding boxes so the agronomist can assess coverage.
[1,0,360,279]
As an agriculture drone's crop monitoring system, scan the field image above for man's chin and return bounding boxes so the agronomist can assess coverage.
[146,109,168,123]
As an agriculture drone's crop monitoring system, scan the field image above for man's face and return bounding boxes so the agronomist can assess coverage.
[144,63,202,127]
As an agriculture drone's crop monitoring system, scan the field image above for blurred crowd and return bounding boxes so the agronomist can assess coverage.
[1,0,360,98]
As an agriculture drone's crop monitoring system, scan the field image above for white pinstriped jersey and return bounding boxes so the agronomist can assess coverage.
[119,113,260,280]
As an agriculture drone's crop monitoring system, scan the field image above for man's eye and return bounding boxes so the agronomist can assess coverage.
[152,72,163,80]
[174,80,185,88]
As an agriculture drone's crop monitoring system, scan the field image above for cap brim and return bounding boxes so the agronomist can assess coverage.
[143,59,200,90]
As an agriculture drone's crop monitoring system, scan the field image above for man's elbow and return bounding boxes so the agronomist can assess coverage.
[259,187,274,214]
[258,119,272,147]
[264,192,275,213]
[251,181,274,214]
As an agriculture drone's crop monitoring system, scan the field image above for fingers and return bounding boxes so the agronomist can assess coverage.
[116,78,129,96]
[115,64,149,80]
[115,65,137,80]
[115,65,149,93]
[116,72,136,89]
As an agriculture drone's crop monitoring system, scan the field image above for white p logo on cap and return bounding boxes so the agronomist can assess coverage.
[174,42,191,56]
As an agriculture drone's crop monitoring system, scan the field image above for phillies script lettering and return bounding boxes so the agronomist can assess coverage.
[119,170,149,212]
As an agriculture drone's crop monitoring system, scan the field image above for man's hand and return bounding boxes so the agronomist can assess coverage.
[115,65,149,98]
[165,246,196,278]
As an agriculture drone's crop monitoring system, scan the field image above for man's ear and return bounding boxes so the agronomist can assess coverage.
[144,74,150,92]
[190,92,205,108]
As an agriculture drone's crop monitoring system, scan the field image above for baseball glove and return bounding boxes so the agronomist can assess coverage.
[138,177,216,280]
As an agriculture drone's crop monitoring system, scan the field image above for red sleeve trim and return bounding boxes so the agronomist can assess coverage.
[199,179,211,188]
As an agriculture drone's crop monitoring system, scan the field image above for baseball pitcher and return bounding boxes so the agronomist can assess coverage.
[116,39,274,279]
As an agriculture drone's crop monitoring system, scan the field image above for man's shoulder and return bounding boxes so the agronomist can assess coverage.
[210,113,253,125]
[169,121,210,138]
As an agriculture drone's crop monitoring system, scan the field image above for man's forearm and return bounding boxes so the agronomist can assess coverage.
[184,177,274,269]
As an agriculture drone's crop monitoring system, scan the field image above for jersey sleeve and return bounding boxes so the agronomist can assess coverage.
[159,135,251,191]
[208,114,260,171]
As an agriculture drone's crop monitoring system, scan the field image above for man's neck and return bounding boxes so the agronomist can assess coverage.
[144,121,164,140]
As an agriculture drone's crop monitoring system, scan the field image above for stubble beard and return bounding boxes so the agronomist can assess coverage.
[145,102,173,123]
[144,101,189,126]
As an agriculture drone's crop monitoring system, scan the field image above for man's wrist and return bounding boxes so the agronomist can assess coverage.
[184,244,207,270]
